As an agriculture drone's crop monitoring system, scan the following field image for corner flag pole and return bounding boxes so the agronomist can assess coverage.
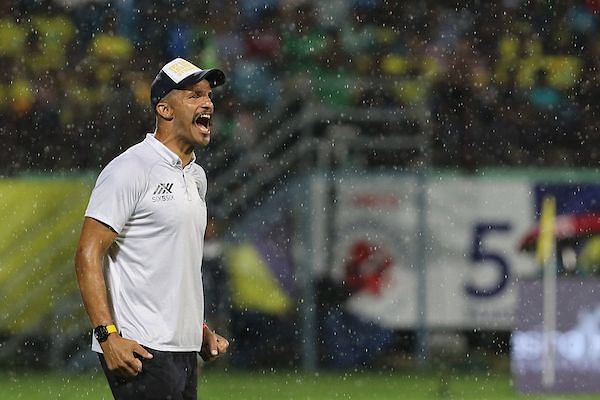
[537,196,557,389]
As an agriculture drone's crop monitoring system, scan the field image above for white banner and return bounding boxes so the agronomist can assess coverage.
[330,175,420,329]
[320,174,538,329]
[427,176,536,329]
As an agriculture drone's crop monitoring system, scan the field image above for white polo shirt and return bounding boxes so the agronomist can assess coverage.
[86,133,207,352]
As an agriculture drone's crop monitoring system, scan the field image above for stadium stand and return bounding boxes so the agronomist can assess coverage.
[0,1,597,177]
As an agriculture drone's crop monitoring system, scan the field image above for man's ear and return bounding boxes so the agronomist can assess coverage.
[156,101,174,121]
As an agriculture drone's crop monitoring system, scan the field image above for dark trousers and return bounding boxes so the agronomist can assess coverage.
[98,348,198,400]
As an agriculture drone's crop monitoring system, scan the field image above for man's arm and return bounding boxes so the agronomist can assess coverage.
[74,217,153,376]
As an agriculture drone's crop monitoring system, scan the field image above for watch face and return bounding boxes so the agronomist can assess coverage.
[94,325,109,342]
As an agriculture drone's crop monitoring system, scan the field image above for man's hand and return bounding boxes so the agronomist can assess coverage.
[200,324,229,362]
[100,334,153,377]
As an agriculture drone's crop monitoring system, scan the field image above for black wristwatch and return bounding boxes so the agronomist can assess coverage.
[94,324,117,343]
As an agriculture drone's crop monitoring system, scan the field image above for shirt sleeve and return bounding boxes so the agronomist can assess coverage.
[85,156,146,234]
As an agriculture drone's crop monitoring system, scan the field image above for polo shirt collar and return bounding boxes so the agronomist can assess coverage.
[145,133,196,168]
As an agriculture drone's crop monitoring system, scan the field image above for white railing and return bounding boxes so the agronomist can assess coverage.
[208,104,432,219]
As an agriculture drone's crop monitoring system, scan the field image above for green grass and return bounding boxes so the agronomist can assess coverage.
[0,370,598,399]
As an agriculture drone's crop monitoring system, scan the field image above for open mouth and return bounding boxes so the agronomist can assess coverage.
[195,113,211,131]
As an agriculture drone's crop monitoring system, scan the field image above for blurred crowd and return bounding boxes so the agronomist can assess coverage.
[0,0,598,173]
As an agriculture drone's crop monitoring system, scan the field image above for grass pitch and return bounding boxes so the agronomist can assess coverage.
[0,369,597,399]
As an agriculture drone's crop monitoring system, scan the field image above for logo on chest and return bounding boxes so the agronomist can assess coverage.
[152,183,175,202]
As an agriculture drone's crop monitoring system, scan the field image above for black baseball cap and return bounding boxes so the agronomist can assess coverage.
[150,57,226,110]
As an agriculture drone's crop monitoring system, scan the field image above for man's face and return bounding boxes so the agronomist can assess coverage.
[168,79,214,147]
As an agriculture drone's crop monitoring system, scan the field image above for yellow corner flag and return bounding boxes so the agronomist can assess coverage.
[536,196,556,266]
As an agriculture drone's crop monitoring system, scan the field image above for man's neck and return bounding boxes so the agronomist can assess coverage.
[154,129,194,166]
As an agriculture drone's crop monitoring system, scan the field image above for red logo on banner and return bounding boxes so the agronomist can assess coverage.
[344,240,393,296]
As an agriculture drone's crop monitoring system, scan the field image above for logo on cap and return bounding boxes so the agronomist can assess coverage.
[162,58,201,84]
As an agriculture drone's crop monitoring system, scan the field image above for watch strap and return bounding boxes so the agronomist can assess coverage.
[106,324,117,334]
